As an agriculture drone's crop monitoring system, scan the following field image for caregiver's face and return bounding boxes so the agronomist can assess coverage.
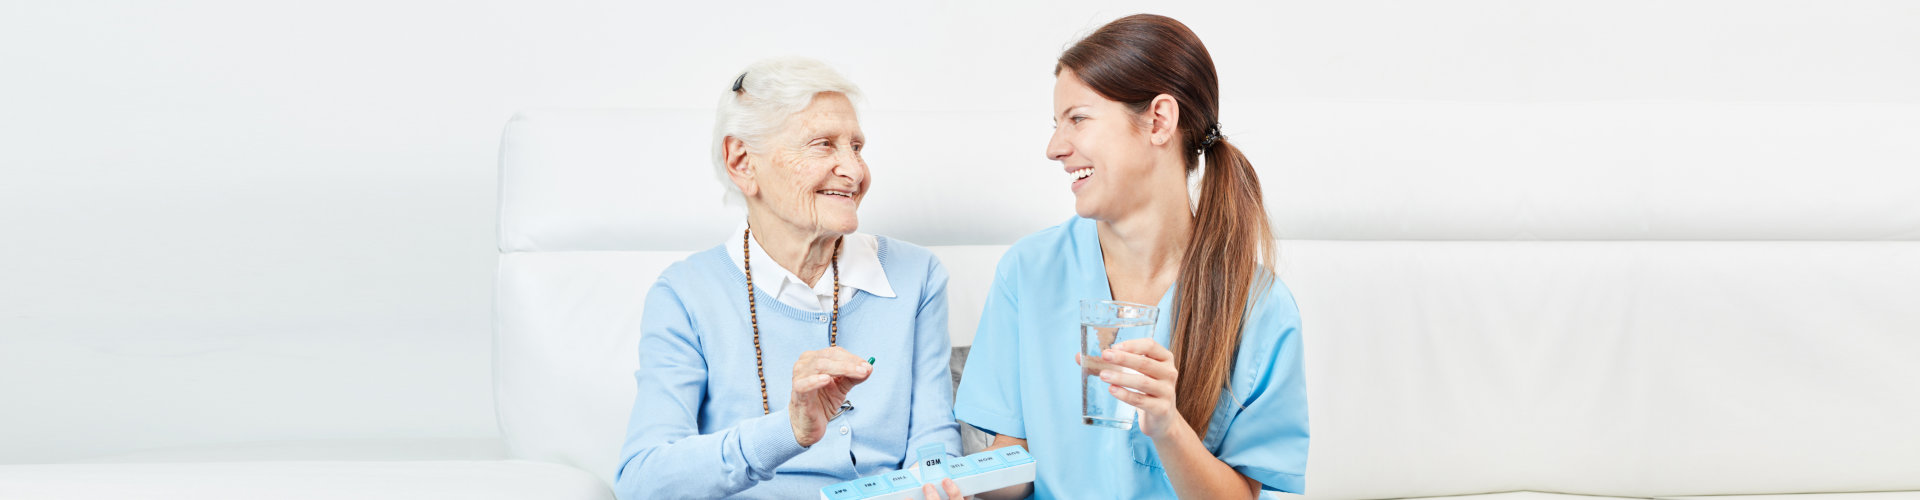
[1046,69,1155,221]
[749,92,868,236]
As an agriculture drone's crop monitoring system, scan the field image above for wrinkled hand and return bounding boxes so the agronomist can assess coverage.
[789,346,871,448]
[1078,338,1183,440]
[920,477,964,500]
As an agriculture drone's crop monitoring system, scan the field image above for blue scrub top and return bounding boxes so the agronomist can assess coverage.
[954,216,1309,498]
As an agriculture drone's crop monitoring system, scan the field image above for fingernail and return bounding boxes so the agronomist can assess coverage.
[1099,370,1113,380]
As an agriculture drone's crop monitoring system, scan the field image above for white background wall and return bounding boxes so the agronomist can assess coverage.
[3,0,1917,464]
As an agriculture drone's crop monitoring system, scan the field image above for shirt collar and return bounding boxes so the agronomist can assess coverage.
[834,232,894,298]
[728,224,895,300]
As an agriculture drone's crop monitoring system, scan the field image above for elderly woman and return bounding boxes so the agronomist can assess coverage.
[613,57,964,500]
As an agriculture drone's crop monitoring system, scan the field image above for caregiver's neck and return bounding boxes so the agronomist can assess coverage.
[1097,187,1192,304]
[747,211,841,288]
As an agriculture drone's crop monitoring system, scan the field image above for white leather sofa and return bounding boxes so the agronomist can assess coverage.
[5,102,1917,500]
[490,103,1920,500]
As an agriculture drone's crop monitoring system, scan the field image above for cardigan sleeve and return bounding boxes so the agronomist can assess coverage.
[613,276,808,500]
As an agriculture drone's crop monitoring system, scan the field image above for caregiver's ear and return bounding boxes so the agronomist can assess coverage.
[724,135,758,197]
[1146,94,1180,147]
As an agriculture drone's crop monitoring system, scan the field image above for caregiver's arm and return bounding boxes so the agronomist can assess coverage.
[955,251,1031,500]
[1152,420,1262,499]
[971,433,1034,500]
[1100,340,1261,500]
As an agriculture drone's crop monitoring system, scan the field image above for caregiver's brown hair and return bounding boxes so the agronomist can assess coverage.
[1057,13,1274,436]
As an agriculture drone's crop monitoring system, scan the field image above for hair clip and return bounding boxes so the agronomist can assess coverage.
[731,72,747,93]
[1199,122,1223,150]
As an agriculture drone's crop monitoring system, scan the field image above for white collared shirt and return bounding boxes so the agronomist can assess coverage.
[728,226,894,313]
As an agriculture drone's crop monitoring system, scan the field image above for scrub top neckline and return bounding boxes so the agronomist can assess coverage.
[1075,217,1179,342]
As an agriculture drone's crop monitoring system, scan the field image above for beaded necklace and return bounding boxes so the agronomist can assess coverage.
[744,227,841,415]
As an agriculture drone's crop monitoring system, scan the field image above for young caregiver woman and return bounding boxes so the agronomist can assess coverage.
[955,14,1308,499]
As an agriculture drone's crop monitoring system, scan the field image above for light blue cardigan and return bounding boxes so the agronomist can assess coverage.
[615,236,962,500]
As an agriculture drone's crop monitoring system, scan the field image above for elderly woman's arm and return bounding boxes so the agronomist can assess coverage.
[613,278,807,500]
[903,257,964,464]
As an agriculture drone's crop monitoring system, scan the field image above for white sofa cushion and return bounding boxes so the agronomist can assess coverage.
[65,438,505,464]
[494,251,676,483]
[1658,493,1920,500]
[0,461,609,500]
[1404,493,1642,500]
[1284,240,1920,499]
[1258,102,1920,241]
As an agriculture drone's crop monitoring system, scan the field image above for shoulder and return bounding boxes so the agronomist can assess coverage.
[869,233,945,281]
[870,233,934,266]
[1251,273,1301,326]
[1006,215,1084,256]
[638,245,733,336]
[996,215,1087,273]
[1237,273,1304,368]
[653,244,734,291]
[867,233,949,299]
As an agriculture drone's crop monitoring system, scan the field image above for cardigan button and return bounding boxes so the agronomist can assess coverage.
[817,315,829,323]
[839,426,849,435]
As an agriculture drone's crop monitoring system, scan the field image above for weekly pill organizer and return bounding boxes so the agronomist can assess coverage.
[819,444,1036,500]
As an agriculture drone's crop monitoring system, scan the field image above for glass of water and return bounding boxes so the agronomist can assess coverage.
[1080,299,1159,429]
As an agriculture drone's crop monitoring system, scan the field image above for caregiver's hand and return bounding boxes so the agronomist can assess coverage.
[1096,338,1184,440]
[790,346,871,447]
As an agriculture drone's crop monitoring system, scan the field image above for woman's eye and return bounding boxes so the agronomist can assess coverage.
[1070,116,1087,124]
[852,143,863,153]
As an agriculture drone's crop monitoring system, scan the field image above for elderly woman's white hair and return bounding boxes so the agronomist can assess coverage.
[711,56,864,205]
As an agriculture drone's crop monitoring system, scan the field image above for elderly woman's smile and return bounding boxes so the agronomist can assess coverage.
[752,92,868,237]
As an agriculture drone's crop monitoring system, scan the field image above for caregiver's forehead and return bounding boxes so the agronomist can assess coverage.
[1053,72,1101,116]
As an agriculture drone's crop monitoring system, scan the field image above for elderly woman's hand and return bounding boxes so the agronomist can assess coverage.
[789,346,872,447]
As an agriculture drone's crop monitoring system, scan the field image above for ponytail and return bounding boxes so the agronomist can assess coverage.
[1171,137,1273,435]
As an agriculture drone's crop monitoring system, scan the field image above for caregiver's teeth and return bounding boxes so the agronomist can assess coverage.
[1071,168,1093,180]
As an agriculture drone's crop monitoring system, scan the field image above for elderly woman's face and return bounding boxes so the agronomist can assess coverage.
[746,92,868,236]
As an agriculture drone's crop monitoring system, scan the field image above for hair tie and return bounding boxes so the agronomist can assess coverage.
[1198,122,1223,151]
[731,72,747,93]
